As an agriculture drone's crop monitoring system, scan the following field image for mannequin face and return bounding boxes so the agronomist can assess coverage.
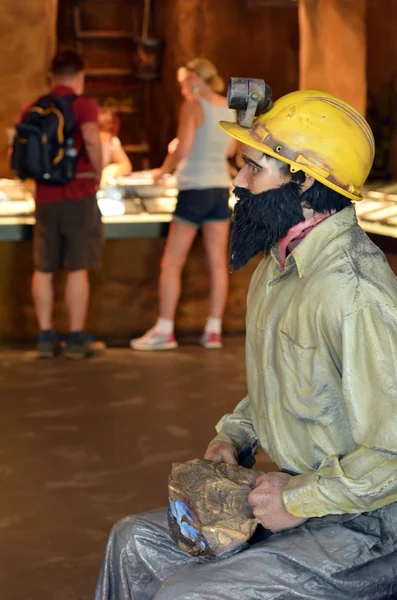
[233,146,315,195]
[233,147,291,194]
[229,145,316,271]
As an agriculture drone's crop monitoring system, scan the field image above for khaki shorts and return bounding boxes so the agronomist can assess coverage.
[34,195,104,273]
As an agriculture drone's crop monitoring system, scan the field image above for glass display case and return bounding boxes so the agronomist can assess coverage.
[2,175,397,243]
[354,182,397,240]
[97,171,178,217]
[0,179,35,216]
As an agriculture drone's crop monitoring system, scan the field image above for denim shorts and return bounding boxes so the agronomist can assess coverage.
[173,188,231,226]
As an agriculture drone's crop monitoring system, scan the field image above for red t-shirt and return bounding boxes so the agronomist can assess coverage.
[20,85,99,204]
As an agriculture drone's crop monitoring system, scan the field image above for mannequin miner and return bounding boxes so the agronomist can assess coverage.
[94,86,397,600]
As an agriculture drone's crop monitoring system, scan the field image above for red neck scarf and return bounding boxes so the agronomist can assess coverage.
[277,211,335,270]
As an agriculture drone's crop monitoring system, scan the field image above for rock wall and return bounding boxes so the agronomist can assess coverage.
[366,0,397,178]
[299,0,367,115]
[0,0,57,177]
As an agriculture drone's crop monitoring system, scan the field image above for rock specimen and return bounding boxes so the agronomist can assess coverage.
[168,458,264,559]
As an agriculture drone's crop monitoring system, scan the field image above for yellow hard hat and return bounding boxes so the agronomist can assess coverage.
[219,90,375,201]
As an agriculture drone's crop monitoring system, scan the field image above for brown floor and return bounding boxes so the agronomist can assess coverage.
[0,338,274,600]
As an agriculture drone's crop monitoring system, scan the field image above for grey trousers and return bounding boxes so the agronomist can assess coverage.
[95,504,397,600]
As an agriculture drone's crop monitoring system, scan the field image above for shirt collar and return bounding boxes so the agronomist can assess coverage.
[52,85,76,96]
[270,206,358,278]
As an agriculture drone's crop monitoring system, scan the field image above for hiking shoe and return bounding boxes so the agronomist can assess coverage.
[130,328,178,351]
[37,334,64,359]
[200,331,222,349]
[65,334,106,360]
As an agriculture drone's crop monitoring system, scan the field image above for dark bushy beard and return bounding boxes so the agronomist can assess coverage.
[229,182,305,271]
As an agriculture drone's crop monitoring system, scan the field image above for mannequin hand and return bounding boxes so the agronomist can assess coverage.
[248,472,307,533]
[204,441,238,465]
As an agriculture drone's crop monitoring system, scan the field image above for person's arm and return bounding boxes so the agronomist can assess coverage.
[283,303,397,519]
[77,97,102,182]
[206,396,258,454]
[167,137,179,155]
[81,122,103,182]
[100,139,132,186]
[153,100,198,180]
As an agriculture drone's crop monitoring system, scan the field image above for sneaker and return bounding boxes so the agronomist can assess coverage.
[37,334,64,359]
[130,328,178,351]
[200,331,223,349]
[65,334,106,360]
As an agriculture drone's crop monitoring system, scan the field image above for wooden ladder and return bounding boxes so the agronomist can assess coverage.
[73,0,151,169]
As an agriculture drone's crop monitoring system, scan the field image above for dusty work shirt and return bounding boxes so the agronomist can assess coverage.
[213,206,397,519]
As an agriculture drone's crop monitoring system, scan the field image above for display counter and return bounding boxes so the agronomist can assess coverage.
[2,177,397,242]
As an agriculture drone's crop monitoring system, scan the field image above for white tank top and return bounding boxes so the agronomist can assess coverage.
[176,98,235,191]
[102,136,121,168]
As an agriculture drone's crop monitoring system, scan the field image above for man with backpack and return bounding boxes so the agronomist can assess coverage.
[15,50,105,359]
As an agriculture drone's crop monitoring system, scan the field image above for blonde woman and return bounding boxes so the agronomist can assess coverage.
[131,58,236,351]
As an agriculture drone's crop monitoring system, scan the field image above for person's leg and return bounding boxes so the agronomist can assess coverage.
[155,506,397,600]
[201,220,230,320]
[130,219,198,351]
[32,271,54,330]
[159,220,198,320]
[87,195,105,272]
[62,196,105,359]
[32,203,62,357]
[95,509,196,600]
[200,219,230,348]
[65,269,89,331]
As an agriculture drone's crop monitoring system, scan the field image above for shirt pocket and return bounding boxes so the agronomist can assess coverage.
[277,330,332,423]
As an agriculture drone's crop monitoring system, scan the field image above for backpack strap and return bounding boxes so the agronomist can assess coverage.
[29,96,66,167]
[31,94,55,109]
[29,93,77,136]
[50,94,77,139]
